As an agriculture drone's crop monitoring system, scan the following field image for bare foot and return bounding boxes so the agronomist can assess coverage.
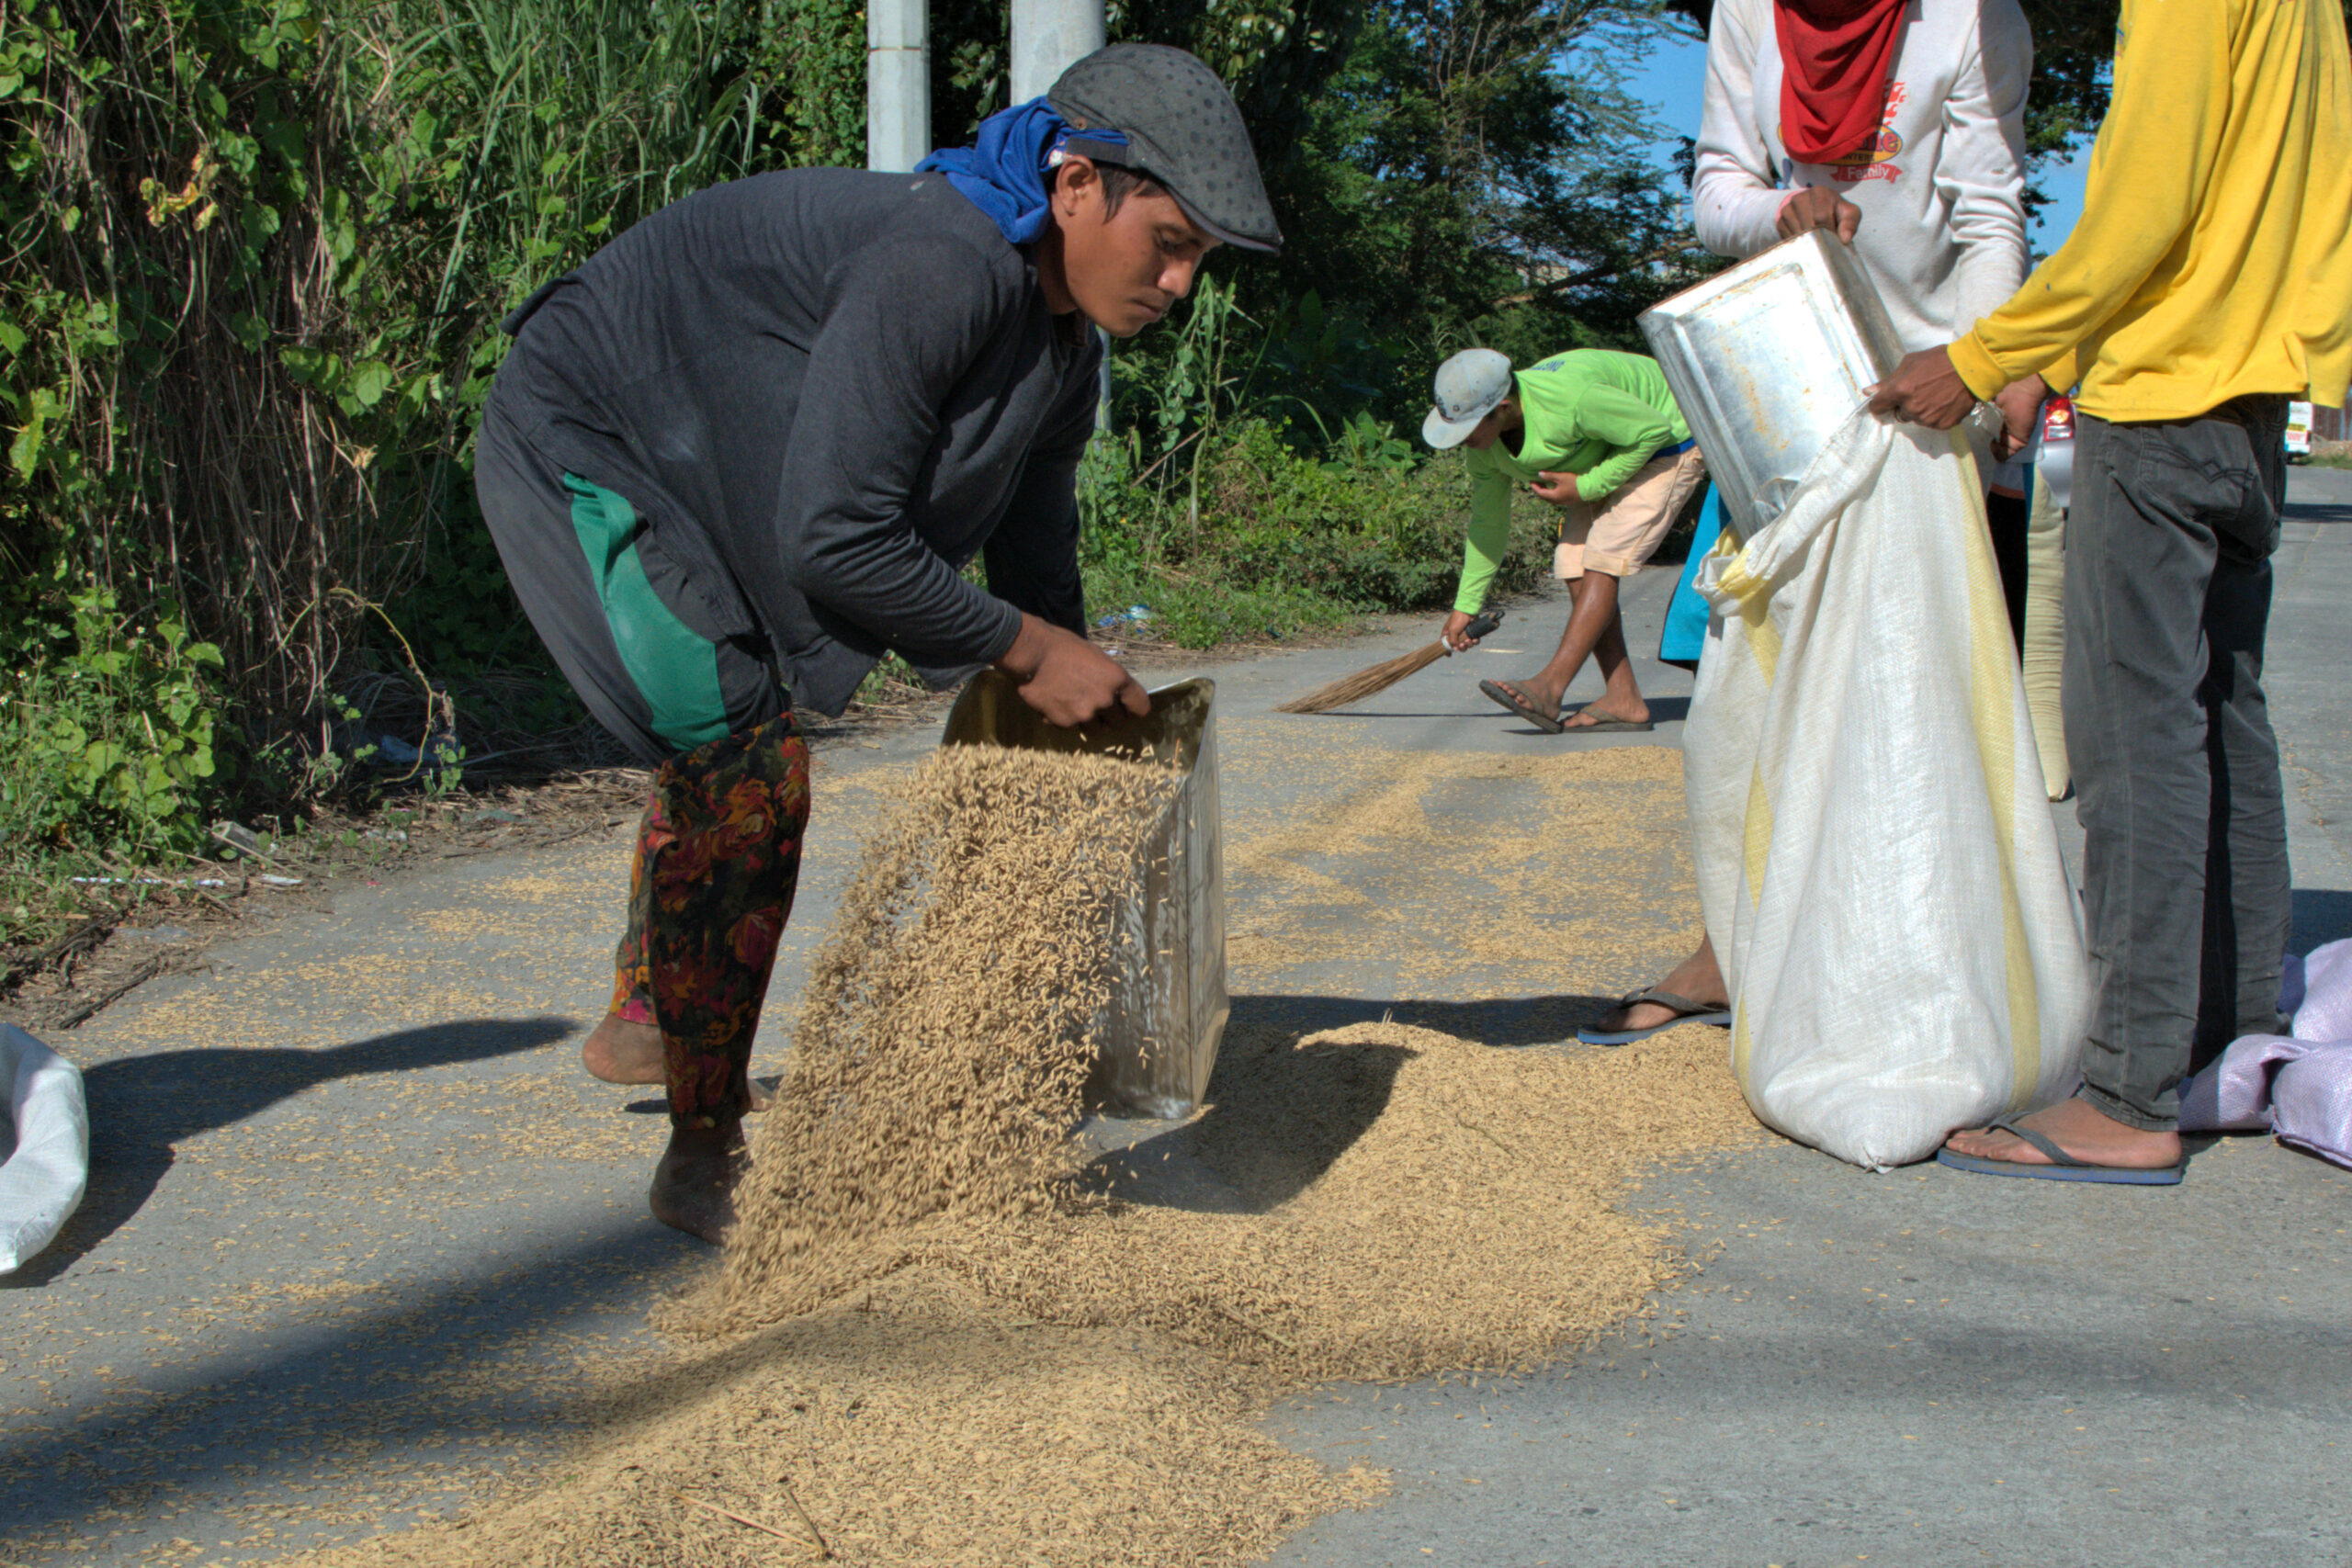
[649,1119,747,1243]
[583,1012,769,1110]
[1943,1097,2182,1170]
[1561,697,1651,730]
[1599,937,1727,1033]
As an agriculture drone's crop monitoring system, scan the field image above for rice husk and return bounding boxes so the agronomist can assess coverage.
[288,744,1765,1568]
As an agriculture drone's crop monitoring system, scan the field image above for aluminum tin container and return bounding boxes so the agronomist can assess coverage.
[940,670,1227,1119]
[1638,230,1907,543]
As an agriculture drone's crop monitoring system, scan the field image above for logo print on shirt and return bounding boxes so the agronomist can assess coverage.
[1776,80,1908,168]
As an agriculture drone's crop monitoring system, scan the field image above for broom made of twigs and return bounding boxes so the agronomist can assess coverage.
[1275,610,1504,714]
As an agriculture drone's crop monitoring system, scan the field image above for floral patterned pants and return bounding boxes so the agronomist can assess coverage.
[608,713,811,1127]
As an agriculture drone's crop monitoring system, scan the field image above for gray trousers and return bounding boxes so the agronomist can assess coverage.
[2065,395,2292,1130]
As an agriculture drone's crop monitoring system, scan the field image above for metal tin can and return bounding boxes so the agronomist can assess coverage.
[940,670,1227,1119]
[1638,230,1907,543]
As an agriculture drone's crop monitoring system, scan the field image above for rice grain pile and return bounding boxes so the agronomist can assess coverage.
[699,743,1187,1326]
[288,742,1767,1568]
[933,1020,1757,1384]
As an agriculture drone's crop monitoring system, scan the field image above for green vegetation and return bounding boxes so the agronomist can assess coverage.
[0,0,2155,942]
[1075,275,1563,648]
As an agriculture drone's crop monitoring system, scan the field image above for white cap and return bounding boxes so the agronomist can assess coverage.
[1422,349,1514,449]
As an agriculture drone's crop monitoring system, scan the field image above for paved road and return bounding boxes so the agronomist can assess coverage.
[4,467,2347,1566]
[1255,462,2352,1568]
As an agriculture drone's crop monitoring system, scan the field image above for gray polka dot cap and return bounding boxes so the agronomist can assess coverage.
[1047,43,1282,254]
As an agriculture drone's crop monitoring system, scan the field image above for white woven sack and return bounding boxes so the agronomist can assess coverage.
[1685,409,2091,1168]
[0,1021,88,1272]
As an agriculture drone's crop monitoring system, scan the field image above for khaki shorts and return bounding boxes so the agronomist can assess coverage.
[1552,446,1709,581]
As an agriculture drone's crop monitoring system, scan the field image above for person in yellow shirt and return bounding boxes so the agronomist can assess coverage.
[1870,0,2352,1181]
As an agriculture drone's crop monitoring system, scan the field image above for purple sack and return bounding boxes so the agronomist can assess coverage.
[2178,940,2352,1168]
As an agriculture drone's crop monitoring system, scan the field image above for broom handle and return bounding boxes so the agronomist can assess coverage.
[1452,609,1504,649]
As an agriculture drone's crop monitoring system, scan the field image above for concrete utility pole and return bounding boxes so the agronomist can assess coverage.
[1010,0,1114,415]
[866,0,930,174]
[1011,0,1105,103]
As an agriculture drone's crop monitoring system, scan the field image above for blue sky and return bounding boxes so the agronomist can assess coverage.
[1621,33,2096,255]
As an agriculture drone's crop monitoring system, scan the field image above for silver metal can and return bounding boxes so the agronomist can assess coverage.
[940,671,1227,1119]
[1638,230,1907,543]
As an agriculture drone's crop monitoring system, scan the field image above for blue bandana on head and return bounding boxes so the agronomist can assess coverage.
[916,97,1131,246]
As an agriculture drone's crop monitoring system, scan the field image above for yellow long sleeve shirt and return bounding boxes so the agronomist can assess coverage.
[1948,0,2352,419]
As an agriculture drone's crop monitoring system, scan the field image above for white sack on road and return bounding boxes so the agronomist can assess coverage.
[0,1021,88,1272]
[1684,409,2092,1168]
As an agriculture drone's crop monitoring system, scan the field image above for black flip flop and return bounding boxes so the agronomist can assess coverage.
[1934,1114,2186,1184]
[1479,678,1564,733]
[1577,987,1734,1046]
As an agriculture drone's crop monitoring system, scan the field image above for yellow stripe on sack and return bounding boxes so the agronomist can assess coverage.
[1727,540,1782,1093]
[1742,759,1774,911]
[1715,553,1778,652]
[1714,555,1764,606]
[1950,432,2041,1107]
[1732,759,1774,1092]
[1742,590,1782,684]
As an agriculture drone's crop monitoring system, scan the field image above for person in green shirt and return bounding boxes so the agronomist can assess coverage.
[1425,348,1708,732]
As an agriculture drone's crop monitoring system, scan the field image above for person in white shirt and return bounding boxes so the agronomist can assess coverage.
[1694,0,2034,366]
[1585,0,2041,1044]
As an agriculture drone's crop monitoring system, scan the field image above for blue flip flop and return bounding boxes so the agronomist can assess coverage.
[1934,1114,2185,1184]
[1577,987,1734,1046]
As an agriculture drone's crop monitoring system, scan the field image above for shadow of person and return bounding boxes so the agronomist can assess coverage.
[6,1015,574,1287]
[1211,991,1629,1052]
[1328,695,1692,725]
[1092,990,1622,1214]
[1096,1030,1415,1215]
[2292,887,2352,953]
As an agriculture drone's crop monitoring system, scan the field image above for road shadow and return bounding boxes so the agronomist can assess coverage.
[1221,990,1629,1048]
[0,1208,695,1557]
[1320,694,1693,727]
[1567,695,1690,726]
[7,1016,574,1286]
[2293,887,2352,952]
[1091,990,1623,1213]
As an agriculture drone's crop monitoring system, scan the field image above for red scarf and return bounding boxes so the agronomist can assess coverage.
[1775,0,1909,165]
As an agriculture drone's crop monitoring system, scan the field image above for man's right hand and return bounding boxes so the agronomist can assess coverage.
[996,613,1150,726]
[1441,610,1483,652]
[1776,186,1861,244]
[1990,375,2051,462]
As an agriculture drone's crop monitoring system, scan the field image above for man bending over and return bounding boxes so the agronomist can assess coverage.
[475,46,1280,1237]
[1428,347,1706,734]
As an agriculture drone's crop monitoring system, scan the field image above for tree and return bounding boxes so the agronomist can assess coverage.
[1255,0,1717,362]
[925,0,1369,160]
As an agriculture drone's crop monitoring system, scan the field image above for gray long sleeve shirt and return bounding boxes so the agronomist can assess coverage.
[487,168,1103,716]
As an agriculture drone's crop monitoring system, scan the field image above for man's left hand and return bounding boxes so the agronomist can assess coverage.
[1531,471,1581,506]
[1866,346,1979,431]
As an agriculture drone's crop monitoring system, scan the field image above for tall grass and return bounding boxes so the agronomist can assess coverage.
[0,0,860,901]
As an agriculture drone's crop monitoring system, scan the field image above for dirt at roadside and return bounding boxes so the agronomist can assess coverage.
[0,613,1404,1042]
[0,682,961,1035]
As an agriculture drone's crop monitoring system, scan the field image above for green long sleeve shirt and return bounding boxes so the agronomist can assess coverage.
[1454,350,1690,615]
